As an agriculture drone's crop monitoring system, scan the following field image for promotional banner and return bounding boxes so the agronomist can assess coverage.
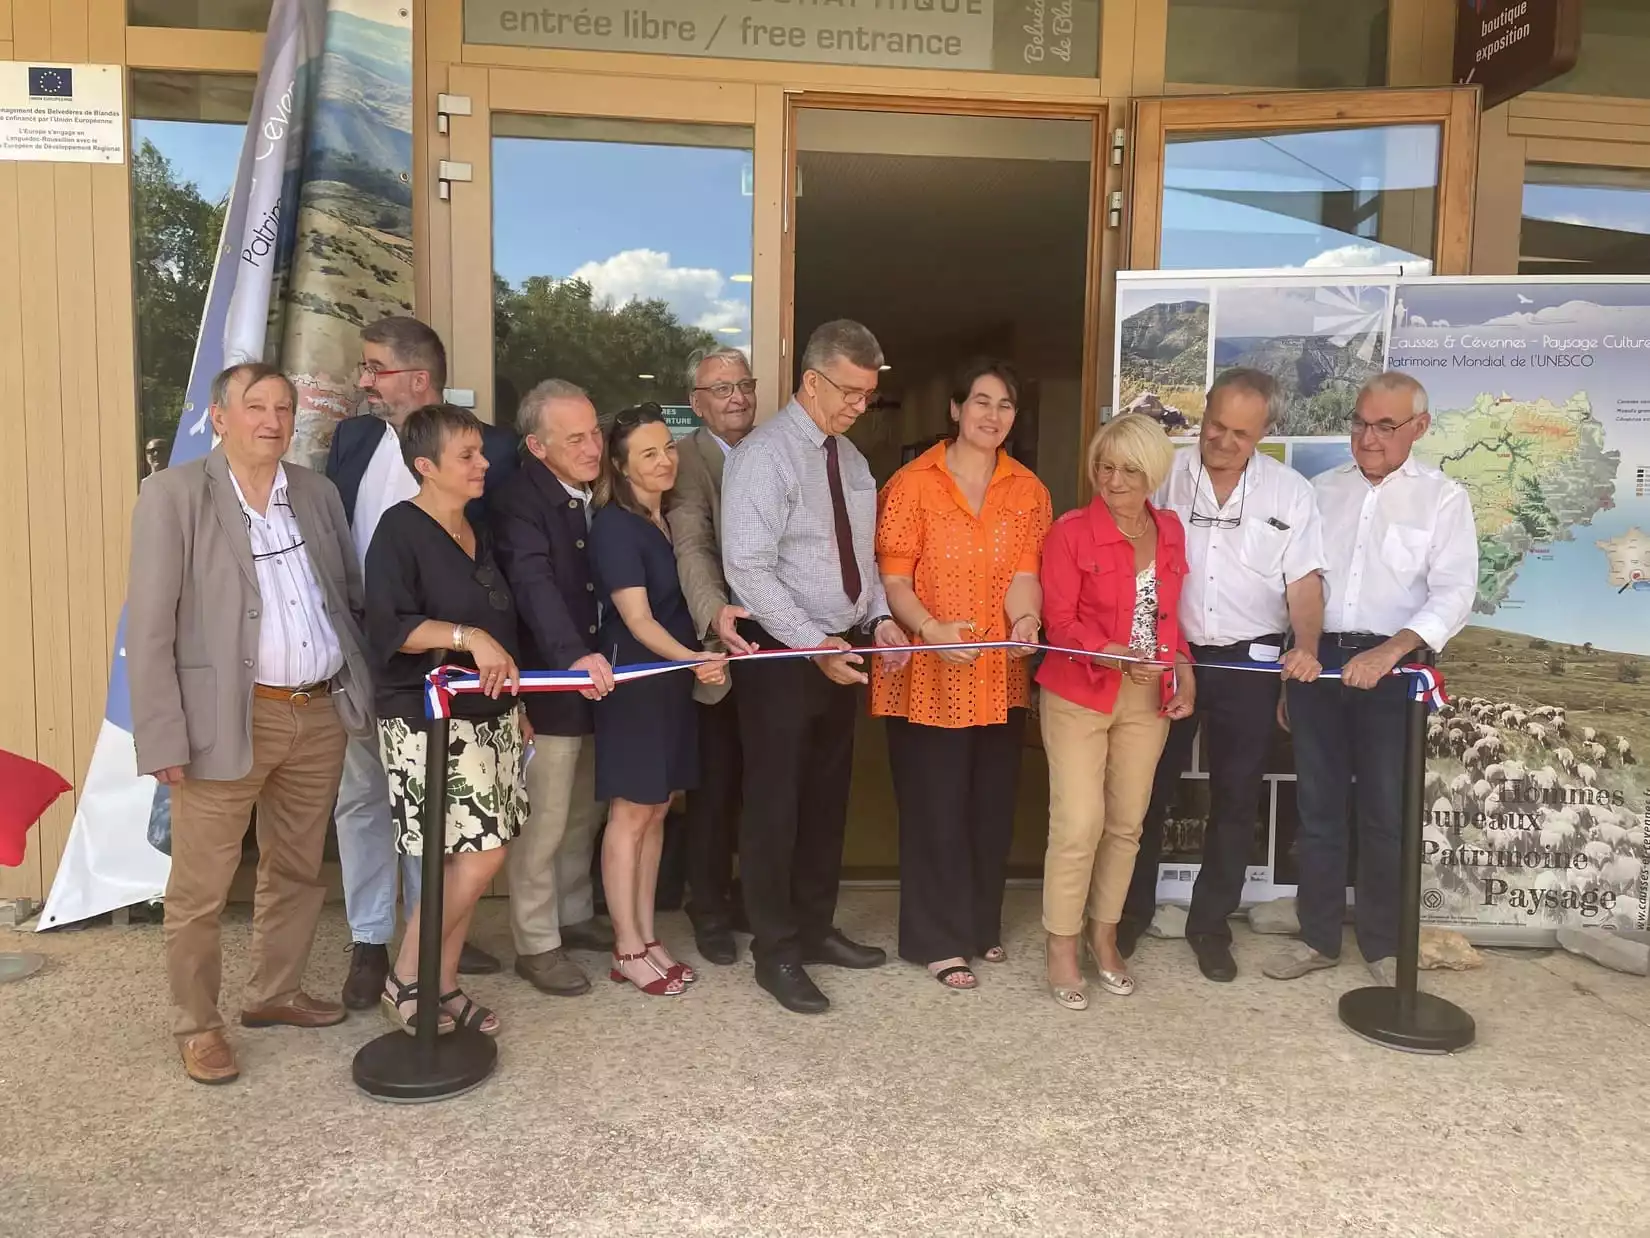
[1113,269,1650,943]
[40,0,414,928]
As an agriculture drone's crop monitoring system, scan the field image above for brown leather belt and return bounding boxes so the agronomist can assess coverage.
[253,680,333,706]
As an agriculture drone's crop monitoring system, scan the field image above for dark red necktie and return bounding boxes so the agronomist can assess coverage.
[823,436,862,605]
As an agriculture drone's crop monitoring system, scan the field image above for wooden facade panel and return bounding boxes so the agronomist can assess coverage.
[92,163,137,637]
[124,26,262,72]
[752,85,784,420]
[1511,116,1650,145]
[50,0,89,59]
[0,163,38,899]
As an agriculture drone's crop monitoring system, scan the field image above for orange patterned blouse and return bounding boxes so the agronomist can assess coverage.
[870,442,1053,728]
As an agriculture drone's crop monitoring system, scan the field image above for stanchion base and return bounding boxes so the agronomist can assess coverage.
[0,952,45,985]
[1338,986,1476,1054]
[352,1028,497,1103]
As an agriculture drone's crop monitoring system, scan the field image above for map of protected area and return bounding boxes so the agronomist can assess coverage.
[1417,392,1621,611]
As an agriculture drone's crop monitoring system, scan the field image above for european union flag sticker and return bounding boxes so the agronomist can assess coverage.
[28,67,73,98]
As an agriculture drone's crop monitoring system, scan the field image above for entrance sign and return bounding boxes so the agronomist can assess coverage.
[1114,269,1650,945]
[464,0,1100,78]
[1453,0,1581,108]
[0,63,123,164]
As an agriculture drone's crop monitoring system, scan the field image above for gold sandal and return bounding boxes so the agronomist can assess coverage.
[1049,979,1089,1011]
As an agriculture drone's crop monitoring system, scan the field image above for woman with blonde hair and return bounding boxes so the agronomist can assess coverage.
[1037,413,1195,1011]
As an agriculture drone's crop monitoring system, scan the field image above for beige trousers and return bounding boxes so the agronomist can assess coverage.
[165,694,346,1038]
[508,733,602,954]
[1040,681,1169,935]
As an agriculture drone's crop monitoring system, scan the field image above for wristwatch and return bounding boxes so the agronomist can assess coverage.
[860,614,894,638]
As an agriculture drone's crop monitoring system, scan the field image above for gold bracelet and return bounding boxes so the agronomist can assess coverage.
[452,623,466,652]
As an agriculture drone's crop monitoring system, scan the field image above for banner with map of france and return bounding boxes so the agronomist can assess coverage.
[1389,277,1650,943]
[39,0,414,929]
[1112,270,1650,944]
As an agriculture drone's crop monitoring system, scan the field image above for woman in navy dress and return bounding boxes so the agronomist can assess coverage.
[590,403,727,997]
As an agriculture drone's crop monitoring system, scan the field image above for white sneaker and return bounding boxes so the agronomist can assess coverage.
[1364,957,1397,986]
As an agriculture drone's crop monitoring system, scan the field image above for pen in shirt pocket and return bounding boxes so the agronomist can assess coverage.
[1265,516,1290,532]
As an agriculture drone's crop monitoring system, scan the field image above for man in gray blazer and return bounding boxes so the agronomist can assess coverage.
[128,362,372,1086]
[666,346,757,965]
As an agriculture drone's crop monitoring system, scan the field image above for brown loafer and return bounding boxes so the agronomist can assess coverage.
[514,947,591,996]
[180,1029,239,1085]
[240,991,349,1029]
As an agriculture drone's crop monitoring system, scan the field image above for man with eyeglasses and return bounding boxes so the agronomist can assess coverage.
[721,319,907,1013]
[665,346,760,965]
[324,316,519,1007]
[1265,371,1477,986]
[128,363,371,1083]
[1119,367,1326,982]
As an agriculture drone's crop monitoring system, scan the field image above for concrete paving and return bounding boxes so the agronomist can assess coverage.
[3,889,1647,1237]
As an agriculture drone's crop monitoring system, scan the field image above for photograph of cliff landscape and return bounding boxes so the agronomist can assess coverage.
[1211,283,1390,437]
[1116,287,1209,432]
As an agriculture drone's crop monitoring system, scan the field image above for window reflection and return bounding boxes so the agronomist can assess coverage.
[1521,165,1650,276]
[491,116,754,423]
[1159,124,1439,271]
[1546,0,1650,99]
[129,0,269,30]
[1166,0,1387,88]
[130,72,255,476]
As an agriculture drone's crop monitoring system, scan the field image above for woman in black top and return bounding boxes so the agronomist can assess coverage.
[365,404,526,1037]
[591,404,725,997]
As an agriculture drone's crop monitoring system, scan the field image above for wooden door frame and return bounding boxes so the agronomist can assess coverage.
[1127,86,1482,274]
[781,93,1109,504]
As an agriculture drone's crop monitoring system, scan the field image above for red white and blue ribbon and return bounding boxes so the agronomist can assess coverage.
[423,642,1448,719]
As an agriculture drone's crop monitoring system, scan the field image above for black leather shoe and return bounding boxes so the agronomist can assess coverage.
[1189,934,1237,983]
[457,941,501,975]
[342,942,389,1011]
[1117,917,1147,960]
[802,929,886,970]
[691,918,738,966]
[755,960,829,1014]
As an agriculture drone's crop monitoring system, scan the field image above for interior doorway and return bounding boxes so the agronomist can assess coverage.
[787,101,1101,877]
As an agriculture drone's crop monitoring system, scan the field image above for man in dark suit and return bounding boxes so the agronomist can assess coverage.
[492,379,617,995]
[324,316,516,1007]
[666,347,758,964]
[129,363,370,1084]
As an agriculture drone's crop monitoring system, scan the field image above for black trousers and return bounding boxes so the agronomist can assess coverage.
[1124,639,1281,940]
[736,624,859,965]
[684,685,742,926]
[886,710,1026,965]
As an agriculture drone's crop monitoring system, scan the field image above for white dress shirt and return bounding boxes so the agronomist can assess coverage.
[1155,446,1325,647]
[1313,454,1479,652]
[351,421,418,568]
[230,465,345,688]
[709,431,733,457]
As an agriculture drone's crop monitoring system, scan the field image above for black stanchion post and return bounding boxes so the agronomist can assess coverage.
[1337,678,1476,1053]
[352,715,498,1101]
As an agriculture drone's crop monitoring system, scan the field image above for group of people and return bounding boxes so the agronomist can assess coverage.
[128,311,1477,1085]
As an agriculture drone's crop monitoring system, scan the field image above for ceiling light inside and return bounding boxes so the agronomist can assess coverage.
[637,373,655,379]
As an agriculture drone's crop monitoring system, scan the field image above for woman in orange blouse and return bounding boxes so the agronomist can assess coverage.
[871,358,1053,990]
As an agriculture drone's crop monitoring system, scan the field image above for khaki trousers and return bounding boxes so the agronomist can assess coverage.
[165,694,347,1038]
[508,733,602,955]
[1040,681,1169,935]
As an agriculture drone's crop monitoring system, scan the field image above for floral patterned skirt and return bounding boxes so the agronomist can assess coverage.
[379,709,528,857]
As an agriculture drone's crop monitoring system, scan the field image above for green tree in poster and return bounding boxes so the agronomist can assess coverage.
[131,138,227,467]
[493,275,717,424]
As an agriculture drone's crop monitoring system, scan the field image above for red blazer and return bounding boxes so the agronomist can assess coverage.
[1036,497,1191,714]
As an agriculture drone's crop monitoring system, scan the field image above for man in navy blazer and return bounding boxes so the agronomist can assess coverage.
[492,378,618,996]
[324,315,517,1009]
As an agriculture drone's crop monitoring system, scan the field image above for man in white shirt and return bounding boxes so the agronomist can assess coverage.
[1265,371,1477,985]
[1121,368,1326,983]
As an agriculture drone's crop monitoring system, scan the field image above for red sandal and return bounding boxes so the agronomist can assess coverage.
[646,939,696,985]
[609,949,684,996]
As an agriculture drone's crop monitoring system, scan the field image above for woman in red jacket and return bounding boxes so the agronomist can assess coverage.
[1038,413,1195,1012]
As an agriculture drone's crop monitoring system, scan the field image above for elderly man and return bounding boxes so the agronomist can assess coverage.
[1267,372,1477,985]
[492,379,619,995]
[1120,367,1327,982]
[722,319,907,1014]
[667,347,759,965]
[129,363,371,1084]
[325,316,516,1006]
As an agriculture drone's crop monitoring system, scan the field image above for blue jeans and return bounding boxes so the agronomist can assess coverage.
[1285,637,1410,962]
[335,731,421,945]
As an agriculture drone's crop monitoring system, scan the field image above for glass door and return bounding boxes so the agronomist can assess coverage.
[1129,88,1481,274]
